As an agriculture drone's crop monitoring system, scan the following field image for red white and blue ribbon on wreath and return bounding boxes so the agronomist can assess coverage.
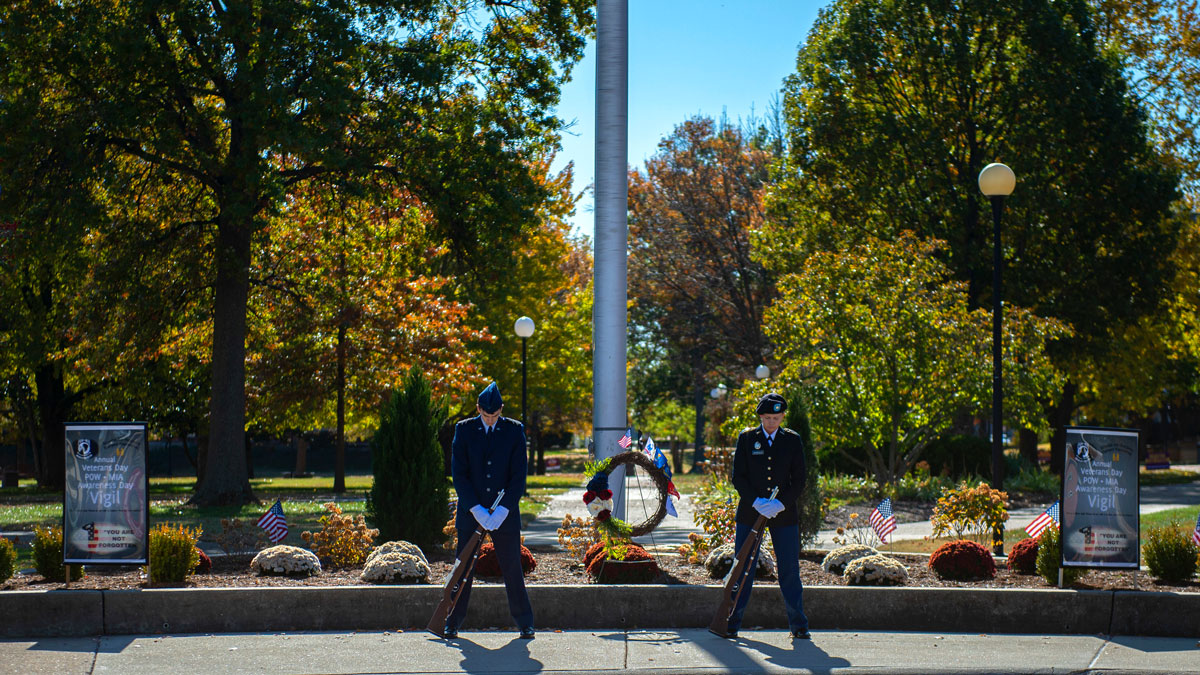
[643,437,679,517]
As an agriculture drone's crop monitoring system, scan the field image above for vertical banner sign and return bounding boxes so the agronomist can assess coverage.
[63,423,149,564]
[1061,426,1140,569]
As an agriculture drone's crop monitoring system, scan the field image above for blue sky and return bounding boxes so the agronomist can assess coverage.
[550,1,827,237]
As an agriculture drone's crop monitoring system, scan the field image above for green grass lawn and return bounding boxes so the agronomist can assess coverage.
[1137,468,1200,487]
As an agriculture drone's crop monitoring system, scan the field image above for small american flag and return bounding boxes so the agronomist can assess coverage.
[1192,512,1200,547]
[257,499,288,543]
[1026,501,1060,539]
[870,498,896,543]
[617,428,633,449]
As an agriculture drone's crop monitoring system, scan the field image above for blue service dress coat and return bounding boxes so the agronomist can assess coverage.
[451,415,527,534]
[731,425,807,526]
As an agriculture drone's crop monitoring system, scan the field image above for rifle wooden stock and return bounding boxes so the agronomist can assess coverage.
[709,487,778,637]
[426,490,504,637]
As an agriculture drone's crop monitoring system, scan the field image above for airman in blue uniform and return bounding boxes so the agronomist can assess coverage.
[445,382,534,639]
[728,392,811,639]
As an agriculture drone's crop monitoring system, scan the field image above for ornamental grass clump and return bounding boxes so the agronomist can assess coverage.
[1142,522,1198,583]
[475,541,537,577]
[1035,525,1085,586]
[844,554,908,586]
[0,537,15,583]
[32,525,84,582]
[929,539,995,581]
[147,523,201,584]
[301,502,379,567]
[557,515,600,560]
[1007,537,1039,575]
[930,481,1008,546]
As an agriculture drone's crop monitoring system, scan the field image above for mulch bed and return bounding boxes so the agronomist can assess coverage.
[5,546,1196,594]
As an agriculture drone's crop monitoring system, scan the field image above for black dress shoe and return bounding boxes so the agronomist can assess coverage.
[791,629,811,640]
[443,626,458,639]
[519,627,535,639]
[725,630,738,639]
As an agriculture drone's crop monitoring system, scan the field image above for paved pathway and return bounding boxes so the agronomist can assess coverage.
[4,629,1198,674]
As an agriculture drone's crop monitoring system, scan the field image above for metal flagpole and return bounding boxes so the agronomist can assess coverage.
[593,0,629,519]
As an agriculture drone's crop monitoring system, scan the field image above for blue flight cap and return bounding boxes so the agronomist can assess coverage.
[756,392,787,415]
[477,382,503,413]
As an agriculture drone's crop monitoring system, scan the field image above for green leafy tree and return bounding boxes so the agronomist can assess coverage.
[367,367,449,551]
[767,0,1181,469]
[764,234,1065,486]
[1,0,593,504]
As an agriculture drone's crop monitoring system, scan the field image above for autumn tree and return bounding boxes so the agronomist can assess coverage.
[628,117,777,468]
[247,180,490,490]
[1,1,594,504]
[1092,0,1200,198]
[761,234,1066,486]
[768,0,1181,470]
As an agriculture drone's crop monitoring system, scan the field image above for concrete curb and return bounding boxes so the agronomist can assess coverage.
[2,585,1197,639]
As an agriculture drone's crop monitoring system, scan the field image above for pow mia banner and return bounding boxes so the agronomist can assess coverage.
[63,423,149,564]
[1061,427,1140,569]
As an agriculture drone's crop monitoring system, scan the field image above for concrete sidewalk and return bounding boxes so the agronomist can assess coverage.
[4,629,1198,674]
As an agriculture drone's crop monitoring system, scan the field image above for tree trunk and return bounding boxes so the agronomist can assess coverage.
[292,433,308,476]
[671,437,683,475]
[1018,428,1039,467]
[1047,382,1077,478]
[34,363,66,490]
[691,384,707,471]
[534,412,545,475]
[334,322,346,493]
[244,434,254,479]
[190,221,256,506]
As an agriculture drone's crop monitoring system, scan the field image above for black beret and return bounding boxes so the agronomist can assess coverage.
[756,392,787,415]
[477,381,503,413]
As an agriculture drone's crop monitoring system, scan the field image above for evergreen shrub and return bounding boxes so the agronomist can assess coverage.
[1007,537,1039,574]
[32,526,84,582]
[929,539,995,580]
[1035,525,1085,586]
[785,392,824,551]
[1142,522,1198,583]
[367,367,449,551]
[147,523,201,584]
[0,537,15,583]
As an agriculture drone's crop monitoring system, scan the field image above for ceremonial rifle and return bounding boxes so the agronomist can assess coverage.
[709,486,778,637]
[426,489,504,637]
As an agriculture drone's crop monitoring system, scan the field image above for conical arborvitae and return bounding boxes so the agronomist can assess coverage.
[367,367,449,551]
[786,392,823,551]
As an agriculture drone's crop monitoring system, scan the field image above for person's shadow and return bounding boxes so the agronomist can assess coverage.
[447,634,544,674]
[690,632,851,673]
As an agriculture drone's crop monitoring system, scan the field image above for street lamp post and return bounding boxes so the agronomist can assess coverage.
[515,316,536,473]
[979,162,1015,556]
